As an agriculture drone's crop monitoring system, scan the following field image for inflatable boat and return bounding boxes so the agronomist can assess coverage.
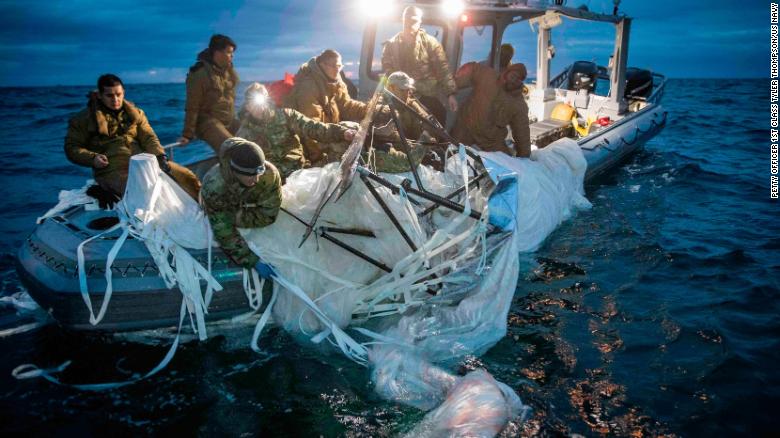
[16,0,666,332]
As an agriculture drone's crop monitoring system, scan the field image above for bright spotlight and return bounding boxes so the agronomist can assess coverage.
[358,0,396,19]
[251,93,268,107]
[441,0,465,19]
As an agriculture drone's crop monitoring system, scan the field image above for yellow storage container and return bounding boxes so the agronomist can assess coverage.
[550,103,576,121]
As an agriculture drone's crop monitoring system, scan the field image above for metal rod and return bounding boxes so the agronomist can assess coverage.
[383,90,454,144]
[318,230,392,273]
[401,181,482,221]
[319,226,375,238]
[162,141,181,160]
[419,172,489,217]
[361,169,483,221]
[281,207,309,227]
[360,174,418,252]
[388,99,425,191]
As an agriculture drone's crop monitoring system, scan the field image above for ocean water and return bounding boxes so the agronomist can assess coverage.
[0,79,777,436]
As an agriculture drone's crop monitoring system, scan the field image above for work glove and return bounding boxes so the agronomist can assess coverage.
[156,153,172,175]
[86,184,121,210]
[254,260,276,280]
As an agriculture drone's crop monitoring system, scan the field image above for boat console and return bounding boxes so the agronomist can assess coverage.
[357,0,666,158]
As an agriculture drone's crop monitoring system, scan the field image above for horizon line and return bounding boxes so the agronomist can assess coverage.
[0,76,768,89]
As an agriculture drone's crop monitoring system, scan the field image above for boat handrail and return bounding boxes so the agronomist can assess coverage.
[549,67,570,89]
[644,73,666,105]
[548,63,610,90]
[162,142,183,160]
[547,63,665,106]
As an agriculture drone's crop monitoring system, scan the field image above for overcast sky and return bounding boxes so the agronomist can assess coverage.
[0,0,768,87]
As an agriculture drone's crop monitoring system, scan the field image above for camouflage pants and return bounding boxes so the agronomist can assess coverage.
[96,161,202,200]
[274,155,306,183]
[369,144,428,173]
[196,116,240,152]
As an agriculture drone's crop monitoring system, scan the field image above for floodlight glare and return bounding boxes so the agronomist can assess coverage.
[441,0,465,19]
[251,93,268,107]
[358,0,395,19]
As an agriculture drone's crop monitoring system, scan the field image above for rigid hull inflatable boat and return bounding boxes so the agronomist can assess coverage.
[16,0,666,332]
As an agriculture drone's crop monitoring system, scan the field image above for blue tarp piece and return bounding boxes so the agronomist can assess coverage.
[481,155,519,232]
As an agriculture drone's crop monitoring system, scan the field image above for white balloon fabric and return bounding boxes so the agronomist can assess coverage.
[65,139,589,435]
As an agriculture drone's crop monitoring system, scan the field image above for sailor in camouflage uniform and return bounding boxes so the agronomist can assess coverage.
[369,72,430,173]
[237,83,356,181]
[381,6,458,125]
[200,137,281,277]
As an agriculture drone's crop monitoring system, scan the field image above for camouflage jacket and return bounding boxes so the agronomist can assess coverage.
[452,62,530,157]
[236,107,347,179]
[375,94,429,143]
[381,29,457,98]
[182,49,240,139]
[200,141,283,268]
[64,98,164,178]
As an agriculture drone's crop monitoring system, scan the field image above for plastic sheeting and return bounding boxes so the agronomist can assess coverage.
[25,138,590,434]
[37,180,98,224]
[238,139,589,435]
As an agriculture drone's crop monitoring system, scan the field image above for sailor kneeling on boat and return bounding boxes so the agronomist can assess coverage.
[64,74,202,201]
[237,82,356,182]
[200,137,282,278]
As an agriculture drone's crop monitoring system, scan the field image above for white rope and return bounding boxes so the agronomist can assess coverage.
[250,282,278,353]
[12,300,188,391]
[76,222,122,325]
[273,274,368,365]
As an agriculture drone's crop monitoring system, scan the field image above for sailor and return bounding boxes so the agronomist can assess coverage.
[284,49,369,166]
[178,34,240,151]
[64,74,201,201]
[381,6,458,125]
[499,43,515,71]
[200,137,282,278]
[369,71,430,173]
[237,83,356,181]
[451,62,531,158]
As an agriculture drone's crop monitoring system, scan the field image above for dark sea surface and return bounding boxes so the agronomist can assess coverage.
[0,79,777,436]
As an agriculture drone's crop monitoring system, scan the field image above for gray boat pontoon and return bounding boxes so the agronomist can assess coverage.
[16,0,666,332]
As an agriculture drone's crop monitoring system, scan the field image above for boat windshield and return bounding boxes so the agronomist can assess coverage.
[460,24,495,67]
[501,16,614,95]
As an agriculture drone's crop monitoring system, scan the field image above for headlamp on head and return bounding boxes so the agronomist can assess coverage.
[230,159,266,176]
[250,91,268,108]
[244,82,271,110]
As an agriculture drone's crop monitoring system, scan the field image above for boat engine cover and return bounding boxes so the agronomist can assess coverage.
[567,61,599,93]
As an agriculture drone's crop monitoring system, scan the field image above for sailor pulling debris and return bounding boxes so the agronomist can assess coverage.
[285,49,369,166]
[178,34,241,151]
[201,137,282,278]
[452,62,531,158]
[369,71,431,173]
[381,6,458,125]
[237,83,356,181]
[64,74,201,204]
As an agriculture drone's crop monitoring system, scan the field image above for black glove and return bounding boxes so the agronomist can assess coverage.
[86,184,121,209]
[156,153,172,175]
